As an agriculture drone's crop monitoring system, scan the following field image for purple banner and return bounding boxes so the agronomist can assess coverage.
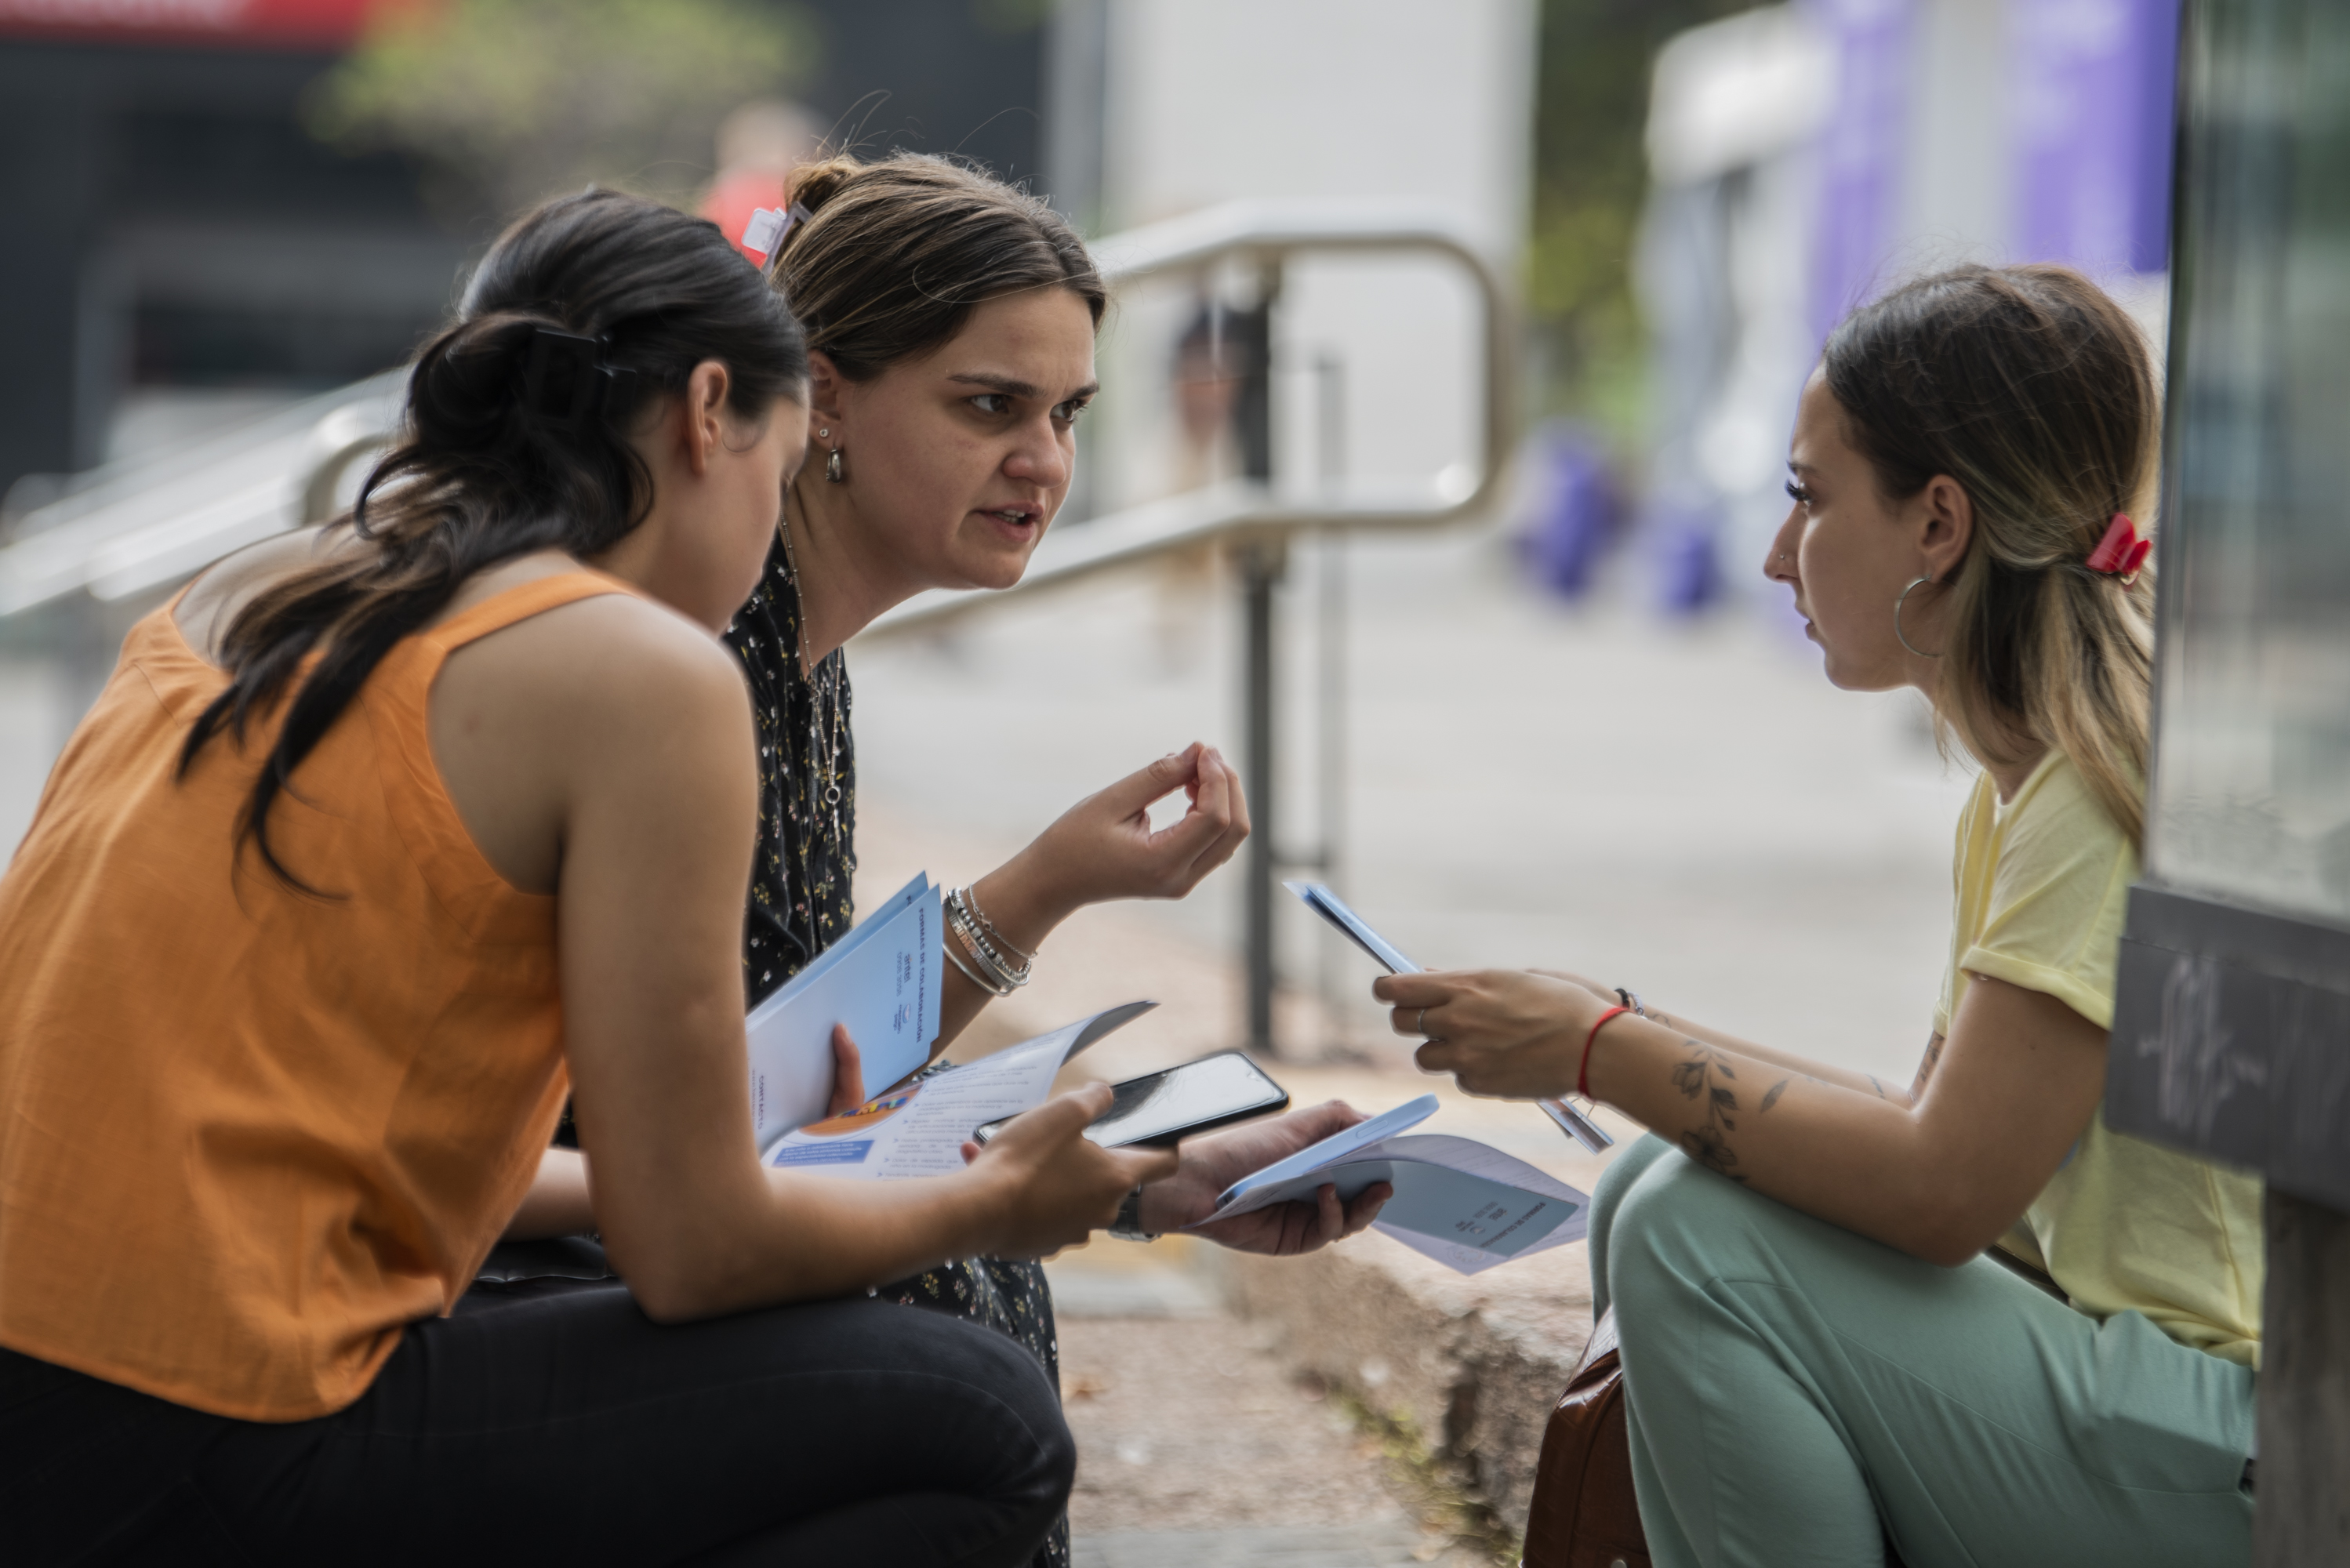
[1802,0,1916,343]
[2010,0,2181,274]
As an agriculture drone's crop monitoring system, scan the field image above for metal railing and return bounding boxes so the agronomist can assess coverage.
[858,200,1515,1051]
[0,200,1514,1051]
[857,198,1515,637]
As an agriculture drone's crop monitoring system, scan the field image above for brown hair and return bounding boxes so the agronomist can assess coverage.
[772,151,1105,378]
[1822,263,2159,848]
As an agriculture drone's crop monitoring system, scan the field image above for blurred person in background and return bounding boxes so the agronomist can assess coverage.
[703,97,822,263]
[0,187,1150,1565]
[713,150,1393,1568]
[1379,265,2257,1567]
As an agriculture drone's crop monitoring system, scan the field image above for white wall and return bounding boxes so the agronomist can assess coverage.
[1085,0,1536,514]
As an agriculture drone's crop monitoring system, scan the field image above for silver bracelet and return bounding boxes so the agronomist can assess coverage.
[946,898,1022,991]
[946,887,1031,993]
[942,927,1015,996]
[961,884,1036,965]
[1109,1185,1159,1242]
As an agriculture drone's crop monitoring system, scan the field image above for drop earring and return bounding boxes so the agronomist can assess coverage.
[826,446,845,484]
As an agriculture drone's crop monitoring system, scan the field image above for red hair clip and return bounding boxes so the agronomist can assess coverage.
[2085,513,2152,583]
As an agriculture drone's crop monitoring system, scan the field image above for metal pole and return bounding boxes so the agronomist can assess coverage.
[1236,256,1283,1054]
[1313,351,1349,1053]
[1242,541,1279,1053]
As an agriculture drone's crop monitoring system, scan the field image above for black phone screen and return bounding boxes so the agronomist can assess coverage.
[973,1051,1289,1149]
[1081,1052,1289,1148]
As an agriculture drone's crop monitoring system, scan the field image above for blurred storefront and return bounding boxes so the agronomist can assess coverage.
[0,0,1046,517]
[0,0,456,507]
[1634,0,2182,611]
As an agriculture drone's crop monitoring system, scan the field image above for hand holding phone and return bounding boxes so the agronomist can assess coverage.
[974,1051,1290,1149]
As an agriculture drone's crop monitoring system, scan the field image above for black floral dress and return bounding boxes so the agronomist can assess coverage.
[724,531,1069,1568]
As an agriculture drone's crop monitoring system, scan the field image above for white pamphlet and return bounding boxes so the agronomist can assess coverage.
[1193,1096,1590,1276]
[764,1002,1157,1178]
[744,873,942,1152]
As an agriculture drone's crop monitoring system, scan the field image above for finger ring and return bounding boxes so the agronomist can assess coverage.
[1417,1007,1440,1041]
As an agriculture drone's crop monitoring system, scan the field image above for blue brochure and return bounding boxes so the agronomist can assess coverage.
[1215,1093,1440,1208]
[743,873,941,1152]
[1198,1107,1590,1277]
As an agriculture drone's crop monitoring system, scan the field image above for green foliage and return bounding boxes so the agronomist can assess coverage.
[1530,0,1758,430]
[309,0,812,219]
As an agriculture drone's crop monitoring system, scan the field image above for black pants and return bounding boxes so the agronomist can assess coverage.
[0,1279,1076,1566]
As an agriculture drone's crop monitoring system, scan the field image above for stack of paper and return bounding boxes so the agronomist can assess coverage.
[765,1003,1157,1177]
[745,873,943,1152]
[1193,1094,1590,1276]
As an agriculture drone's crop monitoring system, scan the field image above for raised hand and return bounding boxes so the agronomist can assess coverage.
[990,742,1251,922]
[1139,1099,1393,1255]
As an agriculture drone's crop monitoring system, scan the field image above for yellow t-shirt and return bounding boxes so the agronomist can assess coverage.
[1934,750,2264,1368]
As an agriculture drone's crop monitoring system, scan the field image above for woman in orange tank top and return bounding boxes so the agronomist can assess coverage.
[0,190,1190,1567]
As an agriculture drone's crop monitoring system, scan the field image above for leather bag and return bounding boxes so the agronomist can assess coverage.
[1521,1306,1909,1568]
[1521,1305,1648,1568]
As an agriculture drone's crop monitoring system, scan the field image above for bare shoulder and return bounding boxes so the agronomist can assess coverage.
[436,576,750,772]
[431,575,754,891]
[173,526,358,663]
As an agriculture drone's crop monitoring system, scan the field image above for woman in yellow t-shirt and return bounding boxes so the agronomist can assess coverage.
[1380,264,2258,1566]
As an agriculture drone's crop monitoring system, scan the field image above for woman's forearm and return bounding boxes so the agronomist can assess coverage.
[1584,1016,1965,1262]
[932,854,1079,1051]
[1640,1007,1912,1105]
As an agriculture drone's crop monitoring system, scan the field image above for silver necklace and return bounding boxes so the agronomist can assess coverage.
[777,512,846,850]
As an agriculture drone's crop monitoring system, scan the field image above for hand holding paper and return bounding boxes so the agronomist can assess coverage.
[1190,1094,1591,1276]
[1137,1098,1396,1255]
[744,873,941,1150]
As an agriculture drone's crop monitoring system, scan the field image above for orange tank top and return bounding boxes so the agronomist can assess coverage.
[0,571,631,1421]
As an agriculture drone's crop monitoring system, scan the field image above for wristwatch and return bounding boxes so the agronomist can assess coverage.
[1109,1185,1160,1242]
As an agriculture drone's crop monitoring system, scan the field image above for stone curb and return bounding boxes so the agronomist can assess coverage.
[1201,1232,1596,1534]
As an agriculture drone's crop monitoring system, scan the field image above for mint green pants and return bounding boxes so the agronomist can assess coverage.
[1589,1136,2256,1567]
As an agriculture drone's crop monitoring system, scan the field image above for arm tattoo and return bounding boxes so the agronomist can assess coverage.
[1670,1040,1746,1182]
[1910,1033,1945,1098]
[1867,1074,1889,1100]
[1760,1077,1790,1113]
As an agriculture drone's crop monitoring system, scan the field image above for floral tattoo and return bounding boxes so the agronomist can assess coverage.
[1671,1042,1745,1181]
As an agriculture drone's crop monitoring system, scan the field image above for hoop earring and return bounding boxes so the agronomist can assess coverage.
[1894,575,1941,659]
[825,446,844,485]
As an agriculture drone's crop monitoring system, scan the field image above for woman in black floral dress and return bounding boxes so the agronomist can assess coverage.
[717,151,1395,1567]
[724,546,1063,1421]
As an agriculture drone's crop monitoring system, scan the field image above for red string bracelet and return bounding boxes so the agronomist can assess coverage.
[1579,1004,1631,1102]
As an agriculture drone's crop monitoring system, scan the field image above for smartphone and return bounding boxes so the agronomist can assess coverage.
[973,1051,1291,1149]
[1284,880,1615,1156]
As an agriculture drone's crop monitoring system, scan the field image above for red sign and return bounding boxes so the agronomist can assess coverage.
[0,0,388,49]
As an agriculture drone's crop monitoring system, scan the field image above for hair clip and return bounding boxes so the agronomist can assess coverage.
[740,201,812,278]
[2084,512,2152,583]
[522,327,641,434]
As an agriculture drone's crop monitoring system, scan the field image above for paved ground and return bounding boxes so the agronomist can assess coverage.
[1049,1240,1487,1567]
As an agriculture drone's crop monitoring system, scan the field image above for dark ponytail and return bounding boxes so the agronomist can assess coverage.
[183,188,809,889]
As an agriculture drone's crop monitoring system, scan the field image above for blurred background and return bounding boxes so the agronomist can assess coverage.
[2,5,2284,1559]
[0,0,2185,1072]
